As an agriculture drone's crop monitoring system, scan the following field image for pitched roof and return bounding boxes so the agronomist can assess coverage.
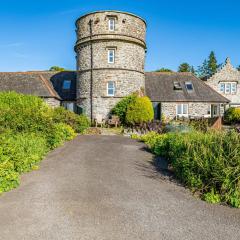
[0,72,61,99]
[145,72,229,103]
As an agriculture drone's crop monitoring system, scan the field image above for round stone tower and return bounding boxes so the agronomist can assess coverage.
[75,10,147,120]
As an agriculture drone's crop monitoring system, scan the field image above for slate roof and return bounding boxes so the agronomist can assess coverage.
[145,72,230,103]
[0,71,77,101]
[0,72,61,99]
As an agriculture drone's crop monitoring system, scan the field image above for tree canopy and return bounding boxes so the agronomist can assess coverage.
[155,68,173,72]
[49,66,67,72]
[178,63,195,73]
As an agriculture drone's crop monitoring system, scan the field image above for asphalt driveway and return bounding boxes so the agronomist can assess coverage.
[0,135,240,240]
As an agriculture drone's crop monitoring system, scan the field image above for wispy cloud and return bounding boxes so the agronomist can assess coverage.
[0,42,24,48]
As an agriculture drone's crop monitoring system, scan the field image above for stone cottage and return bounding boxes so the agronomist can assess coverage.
[145,72,229,120]
[205,58,240,107]
[0,10,233,120]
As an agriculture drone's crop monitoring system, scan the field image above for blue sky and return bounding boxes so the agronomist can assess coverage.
[0,0,240,72]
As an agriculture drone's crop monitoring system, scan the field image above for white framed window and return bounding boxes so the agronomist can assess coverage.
[225,83,231,94]
[108,49,115,64]
[220,83,225,93]
[219,82,237,94]
[176,104,188,117]
[108,18,115,31]
[231,83,237,94]
[107,81,115,96]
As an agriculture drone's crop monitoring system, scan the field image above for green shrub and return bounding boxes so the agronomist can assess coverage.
[46,123,76,149]
[224,107,240,124]
[111,94,137,124]
[138,130,240,208]
[126,96,154,125]
[0,161,19,193]
[0,92,53,133]
[75,115,91,133]
[0,92,78,194]
[52,107,90,133]
[1,133,48,173]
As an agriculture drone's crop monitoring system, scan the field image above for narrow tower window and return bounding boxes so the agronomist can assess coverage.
[107,81,115,96]
[108,49,115,64]
[108,18,115,31]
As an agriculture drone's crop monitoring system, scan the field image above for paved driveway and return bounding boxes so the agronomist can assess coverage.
[0,135,240,240]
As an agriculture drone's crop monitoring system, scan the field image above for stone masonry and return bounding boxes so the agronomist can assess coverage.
[75,11,147,120]
[161,102,224,120]
[205,58,240,107]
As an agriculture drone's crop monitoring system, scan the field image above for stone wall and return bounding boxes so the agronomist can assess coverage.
[161,102,223,120]
[75,11,146,120]
[44,98,60,108]
[205,58,240,106]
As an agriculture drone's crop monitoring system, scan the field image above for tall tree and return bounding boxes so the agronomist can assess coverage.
[237,65,240,71]
[178,63,192,72]
[207,51,218,76]
[197,59,209,78]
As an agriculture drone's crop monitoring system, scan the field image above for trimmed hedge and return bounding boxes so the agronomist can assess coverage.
[126,96,154,125]
[135,130,240,208]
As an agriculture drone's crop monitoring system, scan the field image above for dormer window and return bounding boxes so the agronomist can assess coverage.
[185,82,193,91]
[63,80,71,90]
[108,18,115,31]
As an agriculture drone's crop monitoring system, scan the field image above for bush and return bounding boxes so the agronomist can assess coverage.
[137,130,240,208]
[46,123,76,149]
[111,94,137,124]
[126,96,154,125]
[0,132,49,193]
[224,107,240,124]
[52,107,90,133]
[0,92,53,133]
[75,115,91,134]
[0,92,78,194]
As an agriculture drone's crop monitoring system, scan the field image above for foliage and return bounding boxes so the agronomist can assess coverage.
[46,123,76,149]
[178,63,193,73]
[52,107,90,133]
[49,66,67,72]
[0,92,78,194]
[197,51,218,78]
[224,107,240,124]
[0,92,53,133]
[126,96,154,125]
[155,68,173,72]
[237,65,240,71]
[111,94,137,124]
[136,130,240,208]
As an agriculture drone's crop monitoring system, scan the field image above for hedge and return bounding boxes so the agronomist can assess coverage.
[134,130,240,208]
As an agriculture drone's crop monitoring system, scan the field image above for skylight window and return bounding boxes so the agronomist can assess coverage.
[173,81,182,90]
[185,82,193,91]
[63,80,71,90]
